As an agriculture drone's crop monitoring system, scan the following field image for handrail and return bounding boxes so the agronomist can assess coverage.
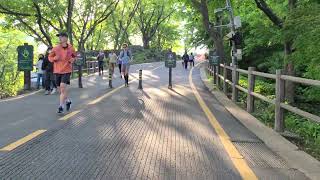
[206,64,320,132]
[252,71,276,79]
[281,75,320,86]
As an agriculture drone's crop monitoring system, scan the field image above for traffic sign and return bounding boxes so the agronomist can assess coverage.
[17,44,33,71]
[209,56,220,65]
[165,60,176,68]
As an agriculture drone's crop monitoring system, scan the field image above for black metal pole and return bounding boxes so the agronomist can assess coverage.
[24,70,31,90]
[109,71,113,88]
[78,65,83,88]
[168,67,172,89]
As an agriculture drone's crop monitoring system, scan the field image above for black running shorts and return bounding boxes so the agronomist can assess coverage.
[55,73,71,86]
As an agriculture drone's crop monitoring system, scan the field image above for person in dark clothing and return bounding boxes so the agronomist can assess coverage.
[97,51,105,76]
[42,47,57,95]
[182,52,189,69]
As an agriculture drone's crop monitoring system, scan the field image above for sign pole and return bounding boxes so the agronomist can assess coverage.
[168,67,172,89]
[24,70,31,90]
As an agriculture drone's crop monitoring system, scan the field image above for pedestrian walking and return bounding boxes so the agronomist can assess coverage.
[36,54,45,89]
[119,43,132,87]
[109,50,118,76]
[43,47,57,95]
[49,32,76,114]
[97,50,105,76]
[117,54,122,78]
[189,53,195,67]
[182,52,189,70]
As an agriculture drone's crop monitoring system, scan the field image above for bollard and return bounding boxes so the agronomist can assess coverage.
[108,71,113,88]
[138,69,143,89]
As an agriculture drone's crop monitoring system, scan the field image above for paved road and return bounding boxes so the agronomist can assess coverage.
[0,61,309,179]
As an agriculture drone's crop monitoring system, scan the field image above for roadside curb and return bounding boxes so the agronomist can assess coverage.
[199,65,320,180]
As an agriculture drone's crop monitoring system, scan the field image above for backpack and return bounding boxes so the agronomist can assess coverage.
[120,50,130,58]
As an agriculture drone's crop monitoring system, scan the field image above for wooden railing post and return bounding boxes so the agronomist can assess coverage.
[247,67,256,113]
[232,65,239,102]
[213,65,217,84]
[275,69,285,132]
[217,64,221,88]
[223,63,227,95]
[87,62,90,75]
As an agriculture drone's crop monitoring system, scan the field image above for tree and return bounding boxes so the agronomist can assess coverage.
[72,0,120,51]
[254,0,297,103]
[183,0,225,62]
[0,0,119,51]
[135,0,175,49]
[109,0,141,50]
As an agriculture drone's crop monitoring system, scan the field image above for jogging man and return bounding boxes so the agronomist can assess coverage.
[49,32,76,114]
[119,43,132,87]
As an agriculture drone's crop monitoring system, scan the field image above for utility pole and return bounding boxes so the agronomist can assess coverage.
[226,0,237,67]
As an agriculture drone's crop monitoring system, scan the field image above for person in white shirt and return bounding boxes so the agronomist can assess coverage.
[189,53,195,67]
[36,54,45,89]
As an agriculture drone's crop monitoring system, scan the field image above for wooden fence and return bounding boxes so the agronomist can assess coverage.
[206,62,320,132]
[71,61,101,77]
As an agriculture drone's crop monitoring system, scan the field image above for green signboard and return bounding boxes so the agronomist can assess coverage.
[209,56,219,65]
[17,44,34,71]
[165,60,176,68]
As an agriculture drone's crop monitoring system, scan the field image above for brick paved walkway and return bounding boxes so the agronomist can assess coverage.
[0,62,309,179]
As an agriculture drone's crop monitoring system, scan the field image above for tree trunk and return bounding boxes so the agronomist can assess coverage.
[284,0,297,104]
[284,41,295,103]
[67,0,74,45]
[143,36,150,49]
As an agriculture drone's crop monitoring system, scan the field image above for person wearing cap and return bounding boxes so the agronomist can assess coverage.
[49,32,76,114]
[119,43,132,87]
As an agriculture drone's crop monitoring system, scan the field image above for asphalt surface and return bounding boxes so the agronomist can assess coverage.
[0,61,309,179]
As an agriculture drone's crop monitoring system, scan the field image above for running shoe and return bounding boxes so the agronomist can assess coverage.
[66,100,72,111]
[57,106,64,114]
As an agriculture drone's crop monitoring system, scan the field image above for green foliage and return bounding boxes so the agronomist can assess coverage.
[0,28,27,97]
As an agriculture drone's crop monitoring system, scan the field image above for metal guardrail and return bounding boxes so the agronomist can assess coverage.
[206,62,320,132]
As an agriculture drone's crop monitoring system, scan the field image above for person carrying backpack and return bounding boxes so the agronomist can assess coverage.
[182,52,189,70]
[119,43,132,87]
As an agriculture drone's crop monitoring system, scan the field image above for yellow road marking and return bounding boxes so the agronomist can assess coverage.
[189,64,258,180]
[0,130,47,152]
[59,110,81,121]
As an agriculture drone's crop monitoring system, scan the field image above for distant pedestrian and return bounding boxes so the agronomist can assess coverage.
[36,54,45,89]
[97,50,105,76]
[49,32,76,114]
[117,53,122,78]
[109,50,117,76]
[43,47,57,95]
[182,52,189,69]
[189,53,195,67]
[119,43,132,87]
